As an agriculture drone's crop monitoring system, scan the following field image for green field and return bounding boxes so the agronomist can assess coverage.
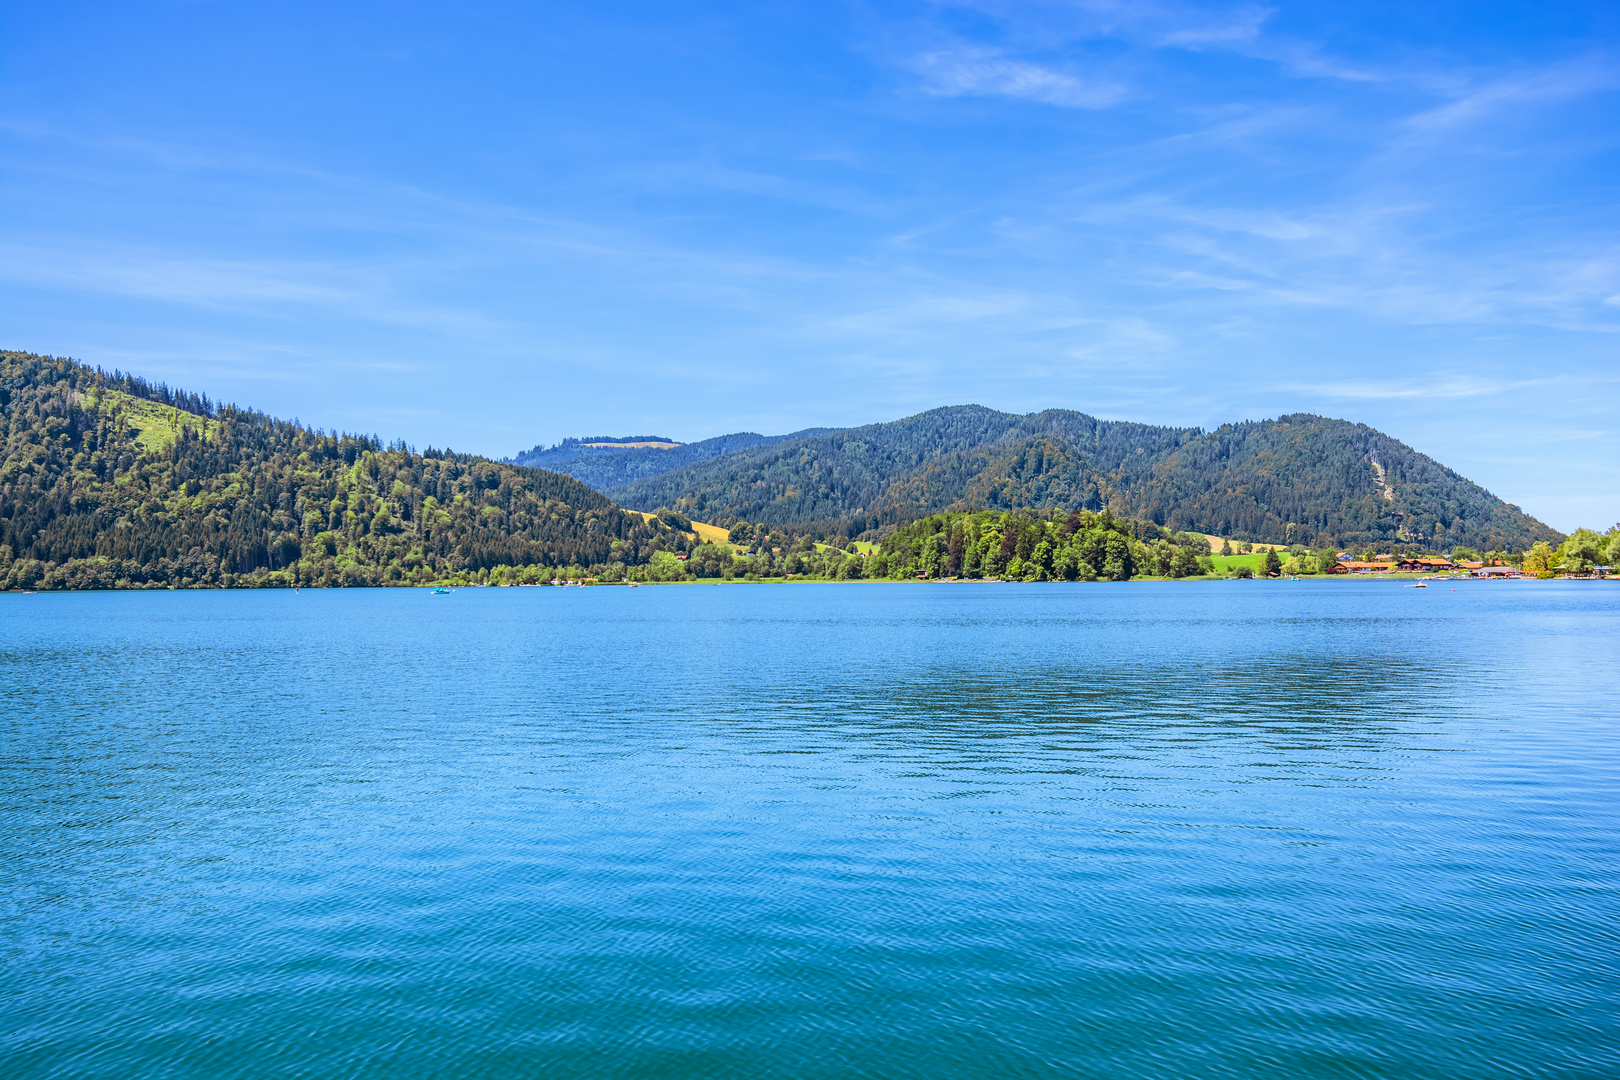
[1209,553,1269,574]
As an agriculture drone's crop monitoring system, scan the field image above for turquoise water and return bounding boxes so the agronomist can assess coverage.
[2,581,1617,1078]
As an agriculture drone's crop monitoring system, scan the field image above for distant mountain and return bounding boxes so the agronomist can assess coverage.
[604,405,1560,552]
[0,352,694,590]
[516,436,681,461]
[509,427,839,491]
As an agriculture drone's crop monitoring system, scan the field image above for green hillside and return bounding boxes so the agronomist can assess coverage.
[606,406,1560,551]
[0,352,693,590]
[609,406,1193,529]
[509,428,836,489]
[1120,414,1549,552]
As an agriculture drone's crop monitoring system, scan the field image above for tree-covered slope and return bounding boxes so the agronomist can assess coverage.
[606,405,1559,551]
[867,436,1115,522]
[608,406,1196,530]
[510,427,837,490]
[0,352,692,590]
[1118,414,1560,552]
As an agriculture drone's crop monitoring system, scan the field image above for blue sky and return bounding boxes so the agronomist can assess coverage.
[2,1,1615,531]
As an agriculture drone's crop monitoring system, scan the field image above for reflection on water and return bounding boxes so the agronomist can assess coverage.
[2,582,1617,1079]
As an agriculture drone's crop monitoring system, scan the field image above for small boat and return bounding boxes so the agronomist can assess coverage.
[1405,582,1427,588]
[627,581,639,587]
[433,586,453,594]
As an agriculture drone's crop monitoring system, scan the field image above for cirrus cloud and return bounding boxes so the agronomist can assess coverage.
[910,46,1127,108]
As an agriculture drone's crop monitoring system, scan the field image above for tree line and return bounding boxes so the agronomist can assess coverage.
[1515,528,1620,576]
[621,510,1216,583]
[0,352,694,591]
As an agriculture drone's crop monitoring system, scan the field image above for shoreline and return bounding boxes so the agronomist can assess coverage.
[4,574,1604,594]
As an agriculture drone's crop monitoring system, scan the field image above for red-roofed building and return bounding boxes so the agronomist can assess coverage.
[1397,557,1454,572]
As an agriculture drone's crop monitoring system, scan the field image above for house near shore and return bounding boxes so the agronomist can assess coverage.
[1396,557,1455,572]
[1324,555,1535,578]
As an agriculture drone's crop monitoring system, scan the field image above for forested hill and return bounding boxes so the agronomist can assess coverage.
[606,406,1560,552]
[0,352,694,590]
[510,427,837,490]
[605,405,1195,529]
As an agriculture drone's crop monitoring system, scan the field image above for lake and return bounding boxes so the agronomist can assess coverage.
[2,581,1617,1078]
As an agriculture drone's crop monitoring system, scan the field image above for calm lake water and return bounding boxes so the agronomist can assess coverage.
[2,581,1617,1078]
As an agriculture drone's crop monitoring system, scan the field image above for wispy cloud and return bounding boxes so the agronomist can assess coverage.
[931,0,1269,49]
[1404,54,1619,131]
[1152,5,1269,49]
[920,2,1403,86]
[1301,376,1550,401]
[910,46,1126,108]
[638,158,889,215]
[915,0,1597,109]
[0,241,515,342]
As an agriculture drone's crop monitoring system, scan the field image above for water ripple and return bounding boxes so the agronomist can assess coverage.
[2,582,1617,1078]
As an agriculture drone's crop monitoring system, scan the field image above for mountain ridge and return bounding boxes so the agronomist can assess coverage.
[592,404,1558,552]
[509,427,839,490]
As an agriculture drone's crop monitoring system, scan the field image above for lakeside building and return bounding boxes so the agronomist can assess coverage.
[1396,557,1456,572]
